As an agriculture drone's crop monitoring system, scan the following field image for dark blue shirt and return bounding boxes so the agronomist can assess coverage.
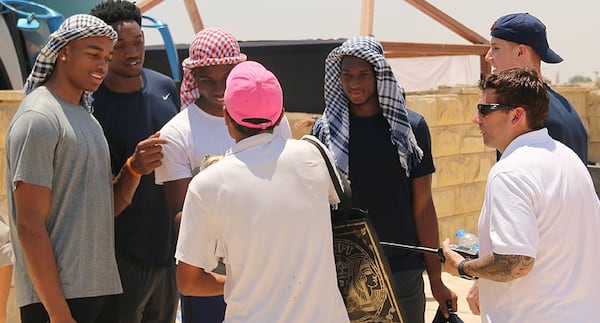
[545,85,588,163]
[92,68,179,266]
[349,110,434,272]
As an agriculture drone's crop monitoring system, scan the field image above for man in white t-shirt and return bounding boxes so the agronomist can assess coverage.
[154,28,290,323]
[175,60,349,322]
[441,67,600,322]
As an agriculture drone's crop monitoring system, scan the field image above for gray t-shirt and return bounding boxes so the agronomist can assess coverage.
[6,86,122,307]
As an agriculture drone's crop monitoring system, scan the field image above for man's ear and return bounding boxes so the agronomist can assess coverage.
[223,107,232,126]
[274,108,285,126]
[58,46,69,62]
[512,106,525,125]
[516,44,527,59]
[223,107,242,141]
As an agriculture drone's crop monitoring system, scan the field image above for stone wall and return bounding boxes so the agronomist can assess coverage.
[405,87,494,241]
[2,84,598,242]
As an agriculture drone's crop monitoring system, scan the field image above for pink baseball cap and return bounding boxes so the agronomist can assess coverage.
[225,61,283,129]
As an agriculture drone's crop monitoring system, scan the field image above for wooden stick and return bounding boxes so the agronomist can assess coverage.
[183,0,205,33]
[405,0,488,44]
[360,0,374,36]
[136,0,164,13]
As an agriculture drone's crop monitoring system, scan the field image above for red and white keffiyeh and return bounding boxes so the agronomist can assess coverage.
[179,28,247,109]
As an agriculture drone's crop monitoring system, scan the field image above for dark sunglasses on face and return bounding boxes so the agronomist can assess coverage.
[477,103,516,116]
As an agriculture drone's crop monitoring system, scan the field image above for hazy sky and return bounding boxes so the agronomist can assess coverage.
[145,0,597,82]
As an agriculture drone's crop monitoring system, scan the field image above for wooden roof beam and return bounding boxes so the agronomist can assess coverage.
[360,0,375,36]
[138,0,204,33]
[382,41,490,57]
[404,0,489,45]
[184,0,205,33]
[136,0,163,13]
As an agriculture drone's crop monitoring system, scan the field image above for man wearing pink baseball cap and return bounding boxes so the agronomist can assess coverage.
[175,61,349,322]
[224,61,285,130]
[154,28,291,323]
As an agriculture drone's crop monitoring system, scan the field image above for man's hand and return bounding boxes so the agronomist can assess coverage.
[128,132,168,175]
[466,280,480,315]
[293,117,316,130]
[114,132,169,215]
[430,279,458,319]
[441,238,465,277]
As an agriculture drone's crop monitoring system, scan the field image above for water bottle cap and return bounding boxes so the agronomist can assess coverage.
[455,229,465,238]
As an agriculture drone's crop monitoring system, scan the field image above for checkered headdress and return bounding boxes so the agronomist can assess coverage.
[311,36,422,176]
[23,14,117,111]
[179,28,247,109]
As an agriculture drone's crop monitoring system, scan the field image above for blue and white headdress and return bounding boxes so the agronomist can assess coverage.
[312,36,422,176]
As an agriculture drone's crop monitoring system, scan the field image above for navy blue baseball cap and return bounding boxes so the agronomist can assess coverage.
[490,13,563,64]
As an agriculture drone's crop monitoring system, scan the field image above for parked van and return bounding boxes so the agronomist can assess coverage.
[0,0,61,89]
[0,0,180,90]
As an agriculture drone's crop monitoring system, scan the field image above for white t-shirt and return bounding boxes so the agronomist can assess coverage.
[176,134,349,323]
[0,215,12,267]
[155,103,292,184]
[477,128,600,323]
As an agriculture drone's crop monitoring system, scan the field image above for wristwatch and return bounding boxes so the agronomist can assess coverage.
[458,259,478,280]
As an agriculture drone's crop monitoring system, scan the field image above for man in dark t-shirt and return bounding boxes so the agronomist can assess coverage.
[350,109,434,272]
[91,1,179,322]
[312,36,456,323]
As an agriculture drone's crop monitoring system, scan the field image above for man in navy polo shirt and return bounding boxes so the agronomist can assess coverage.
[485,12,588,164]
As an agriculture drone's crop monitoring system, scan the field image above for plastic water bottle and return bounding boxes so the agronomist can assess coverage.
[455,229,479,252]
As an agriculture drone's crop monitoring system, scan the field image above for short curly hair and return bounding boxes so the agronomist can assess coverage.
[90,0,142,26]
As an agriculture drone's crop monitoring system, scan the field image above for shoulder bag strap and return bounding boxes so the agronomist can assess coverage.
[302,137,351,220]
[302,137,344,200]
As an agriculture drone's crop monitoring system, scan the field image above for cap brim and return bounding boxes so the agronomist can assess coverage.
[540,47,563,64]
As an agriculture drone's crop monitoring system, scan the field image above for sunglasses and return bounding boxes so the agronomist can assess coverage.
[477,103,516,116]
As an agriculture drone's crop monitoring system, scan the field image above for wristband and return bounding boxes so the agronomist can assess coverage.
[126,157,142,177]
[458,259,478,280]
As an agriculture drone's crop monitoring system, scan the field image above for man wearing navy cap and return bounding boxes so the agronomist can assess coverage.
[485,12,588,164]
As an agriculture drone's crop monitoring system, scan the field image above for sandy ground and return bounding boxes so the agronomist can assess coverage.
[424,272,480,323]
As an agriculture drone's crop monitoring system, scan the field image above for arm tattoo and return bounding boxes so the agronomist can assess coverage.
[465,253,534,282]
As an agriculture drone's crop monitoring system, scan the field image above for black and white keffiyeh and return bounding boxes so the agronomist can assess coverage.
[23,14,117,111]
[312,36,422,176]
